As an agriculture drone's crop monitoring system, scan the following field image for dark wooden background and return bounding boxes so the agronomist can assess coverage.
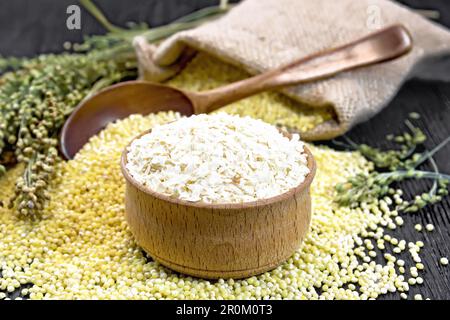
[0,0,449,299]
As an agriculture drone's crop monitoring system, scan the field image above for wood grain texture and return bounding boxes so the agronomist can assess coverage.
[0,0,449,299]
[121,134,316,279]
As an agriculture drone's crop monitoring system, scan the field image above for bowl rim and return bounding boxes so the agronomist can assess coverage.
[120,128,316,210]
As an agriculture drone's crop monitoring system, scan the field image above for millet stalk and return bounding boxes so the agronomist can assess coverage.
[0,0,230,217]
[335,113,450,212]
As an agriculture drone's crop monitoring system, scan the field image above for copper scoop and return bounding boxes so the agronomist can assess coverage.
[60,25,412,159]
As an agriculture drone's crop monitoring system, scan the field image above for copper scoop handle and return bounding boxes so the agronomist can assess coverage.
[189,24,412,114]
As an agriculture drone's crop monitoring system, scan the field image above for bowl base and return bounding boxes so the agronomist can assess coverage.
[145,246,295,280]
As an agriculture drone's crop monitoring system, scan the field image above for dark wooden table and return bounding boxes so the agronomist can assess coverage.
[0,0,449,299]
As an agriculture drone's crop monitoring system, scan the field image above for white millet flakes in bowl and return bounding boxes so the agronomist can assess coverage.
[125,113,309,203]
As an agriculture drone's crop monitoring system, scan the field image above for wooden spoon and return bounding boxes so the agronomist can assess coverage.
[60,24,412,159]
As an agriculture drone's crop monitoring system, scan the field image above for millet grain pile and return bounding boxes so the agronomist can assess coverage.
[0,112,428,300]
[166,52,334,134]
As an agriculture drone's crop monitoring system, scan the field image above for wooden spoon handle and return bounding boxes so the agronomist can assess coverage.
[190,24,412,114]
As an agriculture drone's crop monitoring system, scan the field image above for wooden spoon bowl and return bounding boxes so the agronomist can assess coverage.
[120,129,316,279]
[60,82,195,159]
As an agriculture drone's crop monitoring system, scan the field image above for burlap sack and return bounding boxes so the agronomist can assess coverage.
[133,0,450,140]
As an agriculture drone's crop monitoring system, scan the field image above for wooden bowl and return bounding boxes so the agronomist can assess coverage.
[120,130,316,279]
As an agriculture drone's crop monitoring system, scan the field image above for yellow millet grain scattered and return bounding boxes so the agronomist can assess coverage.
[0,112,424,300]
[166,53,334,134]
